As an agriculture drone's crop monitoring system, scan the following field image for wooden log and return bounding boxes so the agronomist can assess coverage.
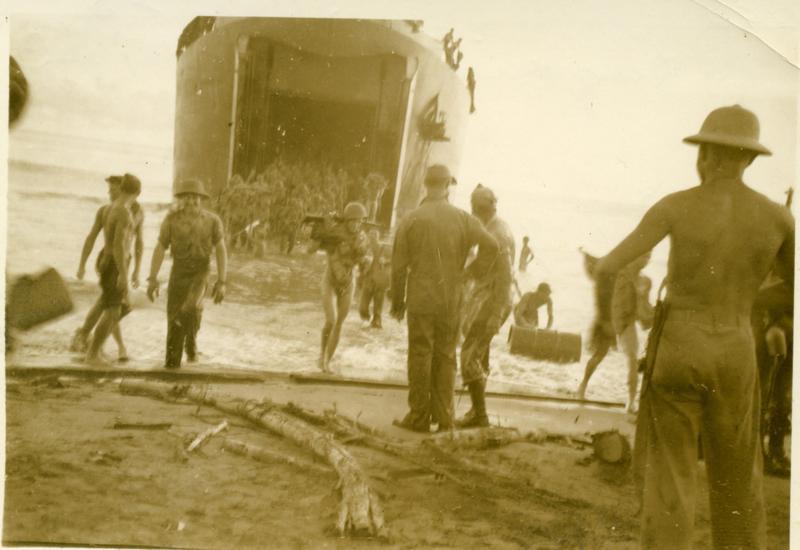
[279,404,469,488]
[424,426,522,450]
[119,379,386,538]
[222,438,333,476]
[591,430,631,464]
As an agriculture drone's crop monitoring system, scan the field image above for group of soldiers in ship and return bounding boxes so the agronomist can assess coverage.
[216,158,388,257]
[68,105,792,550]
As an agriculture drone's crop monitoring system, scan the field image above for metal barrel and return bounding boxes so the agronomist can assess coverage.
[508,325,582,364]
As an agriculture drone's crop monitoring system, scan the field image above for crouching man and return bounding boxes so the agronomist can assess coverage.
[147,179,227,369]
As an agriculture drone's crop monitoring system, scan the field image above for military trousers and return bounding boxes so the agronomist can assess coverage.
[635,311,765,549]
[403,311,459,431]
[359,278,387,325]
[165,259,209,369]
[460,299,510,386]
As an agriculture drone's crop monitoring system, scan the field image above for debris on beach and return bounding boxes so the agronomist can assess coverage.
[119,379,387,539]
[591,430,631,465]
[186,420,229,452]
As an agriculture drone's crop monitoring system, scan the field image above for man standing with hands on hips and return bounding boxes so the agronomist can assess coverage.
[147,179,228,370]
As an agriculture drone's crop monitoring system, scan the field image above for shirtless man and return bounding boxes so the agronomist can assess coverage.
[578,252,650,413]
[85,174,142,366]
[71,175,144,360]
[591,105,793,549]
[309,202,369,372]
[513,283,553,329]
[518,236,533,272]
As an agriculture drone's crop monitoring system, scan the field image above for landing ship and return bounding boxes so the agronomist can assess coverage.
[173,17,471,229]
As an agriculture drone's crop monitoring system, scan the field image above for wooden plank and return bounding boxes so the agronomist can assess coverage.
[289,372,625,408]
[6,363,268,384]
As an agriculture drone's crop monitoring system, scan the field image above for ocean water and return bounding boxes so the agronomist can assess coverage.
[6,131,669,403]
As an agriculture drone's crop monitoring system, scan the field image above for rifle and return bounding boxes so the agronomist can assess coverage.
[785,187,793,210]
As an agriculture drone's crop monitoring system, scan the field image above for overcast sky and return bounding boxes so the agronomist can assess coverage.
[4,0,799,217]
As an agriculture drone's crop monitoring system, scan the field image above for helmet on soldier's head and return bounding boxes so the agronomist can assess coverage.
[175,178,210,198]
[471,183,497,206]
[343,202,367,220]
[683,105,771,156]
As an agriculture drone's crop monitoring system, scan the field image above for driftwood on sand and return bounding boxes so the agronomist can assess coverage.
[222,438,333,476]
[119,379,386,538]
[187,420,229,452]
[282,403,470,487]
[424,426,522,450]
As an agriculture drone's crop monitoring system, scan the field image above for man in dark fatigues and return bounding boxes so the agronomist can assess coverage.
[390,165,499,432]
[457,184,514,428]
[85,173,141,366]
[359,230,391,329]
[592,105,793,549]
[147,179,227,370]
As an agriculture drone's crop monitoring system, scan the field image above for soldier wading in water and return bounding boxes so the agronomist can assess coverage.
[308,202,369,373]
[147,179,228,369]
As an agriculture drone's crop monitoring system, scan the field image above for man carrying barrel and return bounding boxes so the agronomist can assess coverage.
[146,179,228,370]
[591,105,793,549]
[457,184,514,428]
[513,282,554,330]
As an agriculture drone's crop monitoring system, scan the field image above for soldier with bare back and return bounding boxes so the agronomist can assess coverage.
[591,105,793,549]
[85,173,142,366]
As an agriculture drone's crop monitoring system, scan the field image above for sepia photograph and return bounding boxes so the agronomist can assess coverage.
[3,0,798,548]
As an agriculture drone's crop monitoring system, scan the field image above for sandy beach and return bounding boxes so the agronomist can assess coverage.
[3,162,790,548]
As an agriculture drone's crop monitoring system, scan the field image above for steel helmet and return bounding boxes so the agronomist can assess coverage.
[174,178,210,198]
[343,201,367,220]
[683,105,771,156]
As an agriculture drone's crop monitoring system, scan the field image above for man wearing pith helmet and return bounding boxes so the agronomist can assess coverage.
[146,178,228,370]
[390,164,500,432]
[591,105,793,549]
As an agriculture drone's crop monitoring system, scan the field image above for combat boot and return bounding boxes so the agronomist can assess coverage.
[456,381,489,428]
